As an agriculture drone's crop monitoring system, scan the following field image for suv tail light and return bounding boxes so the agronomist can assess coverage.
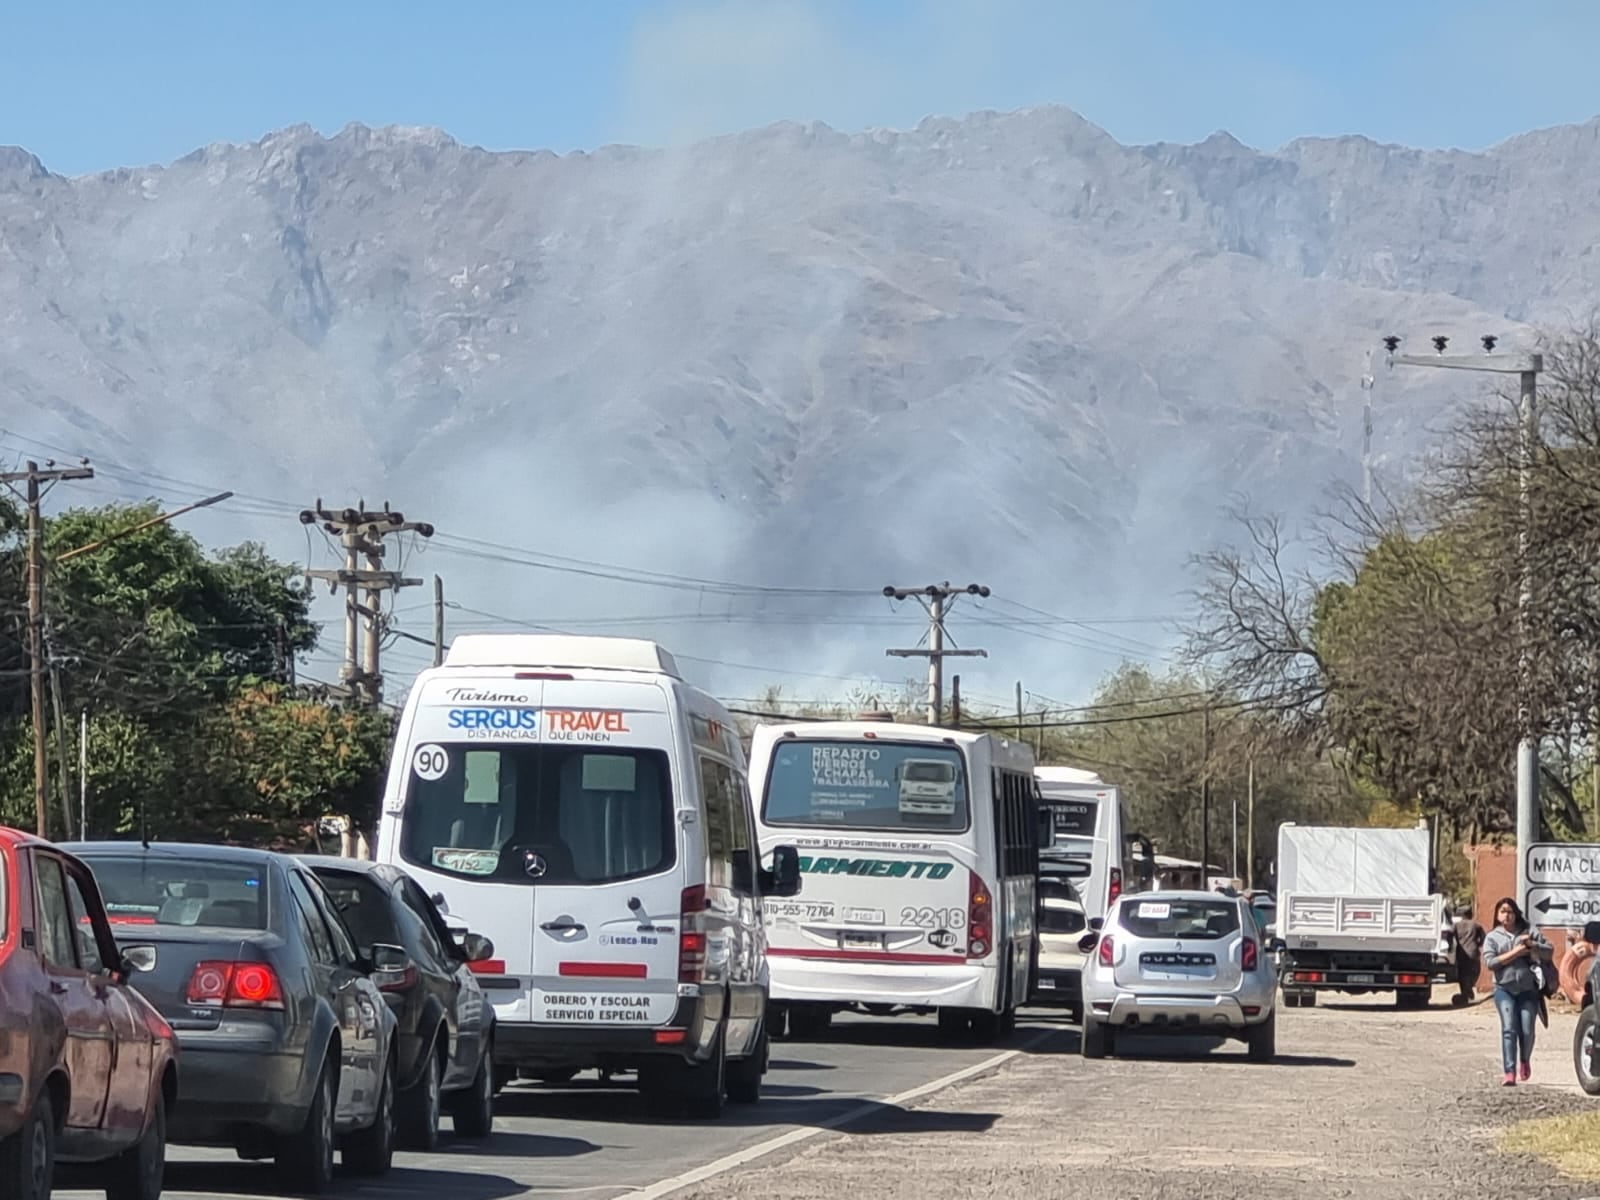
[1242,938,1259,972]
[1107,868,1122,907]
[966,871,992,960]
[186,960,286,1010]
[679,885,708,983]
[1097,934,1114,967]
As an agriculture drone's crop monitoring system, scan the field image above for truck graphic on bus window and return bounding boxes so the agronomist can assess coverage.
[897,757,958,816]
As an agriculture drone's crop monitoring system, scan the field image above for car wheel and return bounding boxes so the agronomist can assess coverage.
[1246,1011,1277,1063]
[1081,1017,1112,1059]
[105,1087,167,1200]
[449,1035,496,1139]
[0,1086,56,1200]
[1574,1007,1600,1096]
[727,1022,769,1104]
[343,1054,396,1176]
[277,1057,336,1194]
[399,1042,443,1152]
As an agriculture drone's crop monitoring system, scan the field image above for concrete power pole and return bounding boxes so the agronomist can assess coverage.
[1385,335,1541,913]
[301,501,434,706]
[883,582,989,726]
[434,574,446,668]
[0,459,94,836]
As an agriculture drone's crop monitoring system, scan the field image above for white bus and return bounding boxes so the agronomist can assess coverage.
[749,719,1042,1043]
[373,634,801,1117]
[1034,766,1150,924]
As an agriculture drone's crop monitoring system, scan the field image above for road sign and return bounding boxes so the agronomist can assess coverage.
[1525,843,1600,887]
[1526,886,1600,925]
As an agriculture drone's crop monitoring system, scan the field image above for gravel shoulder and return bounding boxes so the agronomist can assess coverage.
[678,994,1600,1200]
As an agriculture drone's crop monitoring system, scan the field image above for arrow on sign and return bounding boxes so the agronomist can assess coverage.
[1536,896,1570,915]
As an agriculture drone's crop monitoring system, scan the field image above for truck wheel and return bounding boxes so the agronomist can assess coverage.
[1282,990,1300,1009]
[1574,1007,1600,1096]
[1298,990,1317,1008]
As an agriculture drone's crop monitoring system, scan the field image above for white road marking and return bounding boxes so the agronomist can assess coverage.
[631,1030,1057,1200]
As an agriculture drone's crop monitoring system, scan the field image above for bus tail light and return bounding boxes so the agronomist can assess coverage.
[679,885,708,983]
[966,871,992,959]
[1108,867,1123,906]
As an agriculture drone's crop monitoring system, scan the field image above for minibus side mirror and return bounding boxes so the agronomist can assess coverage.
[761,845,803,898]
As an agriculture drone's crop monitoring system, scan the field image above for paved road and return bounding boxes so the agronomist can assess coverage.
[61,1011,1073,1200]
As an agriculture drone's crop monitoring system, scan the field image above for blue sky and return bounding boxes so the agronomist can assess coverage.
[5,0,1599,176]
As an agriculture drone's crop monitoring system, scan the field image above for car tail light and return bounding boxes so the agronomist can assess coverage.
[679,885,708,983]
[1107,868,1122,906]
[377,964,419,994]
[187,960,286,1010]
[1242,938,1259,971]
[966,871,992,960]
[1097,934,1114,967]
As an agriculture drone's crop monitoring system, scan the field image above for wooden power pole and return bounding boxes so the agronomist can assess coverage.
[300,501,433,706]
[0,460,94,836]
[883,582,989,726]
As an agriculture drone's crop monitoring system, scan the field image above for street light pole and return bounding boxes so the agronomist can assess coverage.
[1385,335,1541,914]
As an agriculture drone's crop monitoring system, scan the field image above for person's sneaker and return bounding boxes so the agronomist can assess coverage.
[1520,1061,1532,1082]
[1504,1071,1517,1086]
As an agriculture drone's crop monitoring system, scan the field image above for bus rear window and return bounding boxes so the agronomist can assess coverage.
[761,740,969,832]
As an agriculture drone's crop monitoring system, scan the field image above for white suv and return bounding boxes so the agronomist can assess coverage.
[1078,890,1278,1061]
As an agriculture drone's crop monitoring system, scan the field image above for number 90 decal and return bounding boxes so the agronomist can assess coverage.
[900,906,966,930]
[412,745,450,781]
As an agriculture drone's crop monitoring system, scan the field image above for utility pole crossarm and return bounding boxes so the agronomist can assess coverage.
[885,648,989,658]
[1388,352,1541,375]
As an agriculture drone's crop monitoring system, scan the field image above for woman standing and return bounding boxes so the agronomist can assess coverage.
[1483,896,1553,1085]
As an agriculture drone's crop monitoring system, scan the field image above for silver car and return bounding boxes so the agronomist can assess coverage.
[1078,890,1278,1061]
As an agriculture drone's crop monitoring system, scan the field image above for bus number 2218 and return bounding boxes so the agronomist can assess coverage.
[901,906,966,930]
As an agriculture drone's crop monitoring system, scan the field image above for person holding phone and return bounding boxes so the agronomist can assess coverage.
[1482,896,1553,1085]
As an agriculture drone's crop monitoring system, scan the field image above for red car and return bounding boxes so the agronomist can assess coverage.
[0,827,179,1200]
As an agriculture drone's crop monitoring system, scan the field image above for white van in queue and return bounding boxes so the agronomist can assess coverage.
[374,634,802,1118]
[749,719,1042,1042]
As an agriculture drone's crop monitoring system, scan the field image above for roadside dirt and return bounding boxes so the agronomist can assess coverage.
[681,994,1600,1200]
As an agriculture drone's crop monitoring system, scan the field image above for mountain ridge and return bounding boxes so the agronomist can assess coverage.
[1,104,1594,696]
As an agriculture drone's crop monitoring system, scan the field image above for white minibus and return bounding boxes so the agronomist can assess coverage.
[374,634,802,1118]
[749,719,1041,1042]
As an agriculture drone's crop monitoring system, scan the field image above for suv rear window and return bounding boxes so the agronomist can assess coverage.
[1117,897,1240,940]
[313,869,400,952]
[402,745,675,885]
[84,856,269,930]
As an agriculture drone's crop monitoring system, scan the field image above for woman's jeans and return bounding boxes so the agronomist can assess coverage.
[1493,986,1540,1072]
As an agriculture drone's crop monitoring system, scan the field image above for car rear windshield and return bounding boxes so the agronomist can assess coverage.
[401,745,675,885]
[1117,897,1240,940]
[313,869,400,951]
[761,740,970,832]
[84,855,269,930]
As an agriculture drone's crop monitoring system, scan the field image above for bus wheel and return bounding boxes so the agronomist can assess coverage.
[788,1005,832,1041]
[936,1008,970,1040]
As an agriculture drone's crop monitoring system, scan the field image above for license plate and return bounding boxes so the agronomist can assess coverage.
[1348,973,1375,984]
[1038,978,1056,989]
[842,932,882,949]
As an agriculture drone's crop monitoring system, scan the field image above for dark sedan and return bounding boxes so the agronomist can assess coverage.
[301,855,496,1150]
[66,841,401,1194]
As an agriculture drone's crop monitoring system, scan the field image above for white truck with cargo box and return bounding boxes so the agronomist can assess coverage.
[1274,822,1452,1009]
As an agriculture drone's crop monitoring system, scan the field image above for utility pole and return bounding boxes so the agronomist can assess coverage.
[1015,681,1024,740]
[1245,757,1256,890]
[951,675,962,727]
[301,501,434,706]
[0,459,93,837]
[884,582,989,726]
[434,574,446,668]
[1360,349,1376,506]
[1200,702,1213,883]
[79,709,88,842]
[1385,334,1541,913]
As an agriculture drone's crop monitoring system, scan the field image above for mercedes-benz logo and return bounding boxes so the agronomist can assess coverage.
[522,851,547,879]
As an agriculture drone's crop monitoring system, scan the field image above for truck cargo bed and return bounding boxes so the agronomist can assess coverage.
[1280,891,1447,954]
